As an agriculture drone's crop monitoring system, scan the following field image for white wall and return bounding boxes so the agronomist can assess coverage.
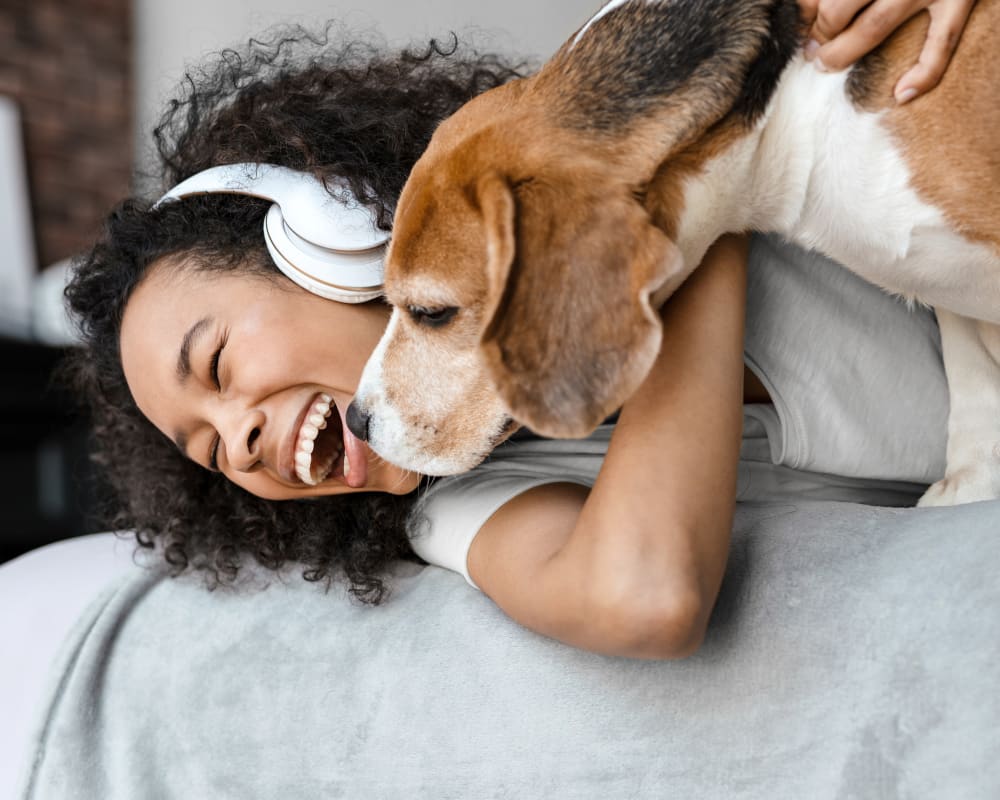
[134,0,599,177]
[0,97,35,339]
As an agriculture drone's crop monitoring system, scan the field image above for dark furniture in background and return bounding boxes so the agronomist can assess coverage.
[0,337,100,564]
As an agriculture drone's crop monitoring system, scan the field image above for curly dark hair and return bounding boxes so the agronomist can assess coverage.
[64,27,524,603]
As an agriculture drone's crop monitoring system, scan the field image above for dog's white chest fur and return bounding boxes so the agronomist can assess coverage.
[672,57,1000,321]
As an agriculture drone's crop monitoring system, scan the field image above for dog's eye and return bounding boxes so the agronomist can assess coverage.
[407,305,459,328]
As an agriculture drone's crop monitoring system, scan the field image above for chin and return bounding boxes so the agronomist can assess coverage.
[365,425,508,477]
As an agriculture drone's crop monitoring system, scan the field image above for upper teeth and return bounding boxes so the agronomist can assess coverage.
[295,394,338,485]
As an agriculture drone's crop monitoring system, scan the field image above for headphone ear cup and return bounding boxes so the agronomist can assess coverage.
[157,164,387,304]
[262,204,384,303]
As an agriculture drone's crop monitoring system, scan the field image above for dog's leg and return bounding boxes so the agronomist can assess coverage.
[919,309,1000,506]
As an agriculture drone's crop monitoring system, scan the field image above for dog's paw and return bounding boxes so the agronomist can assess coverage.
[918,462,1000,507]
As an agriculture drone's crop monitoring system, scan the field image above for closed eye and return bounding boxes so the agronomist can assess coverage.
[207,335,226,470]
[209,436,220,471]
[210,340,225,389]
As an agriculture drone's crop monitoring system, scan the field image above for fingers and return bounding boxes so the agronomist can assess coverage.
[798,0,823,28]
[809,0,924,69]
[805,0,875,43]
[892,0,973,102]
[800,0,976,104]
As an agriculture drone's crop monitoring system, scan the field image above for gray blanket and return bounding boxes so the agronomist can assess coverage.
[20,500,1000,799]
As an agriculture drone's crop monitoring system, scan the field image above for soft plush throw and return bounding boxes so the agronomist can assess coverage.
[19,499,1000,799]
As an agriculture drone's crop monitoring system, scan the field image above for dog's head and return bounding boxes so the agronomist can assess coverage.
[348,89,685,475]
[347,0,796,475]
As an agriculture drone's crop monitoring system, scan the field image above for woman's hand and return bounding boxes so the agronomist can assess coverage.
[798,0,976,103]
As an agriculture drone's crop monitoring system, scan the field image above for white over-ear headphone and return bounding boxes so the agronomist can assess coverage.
[155,163,388,303]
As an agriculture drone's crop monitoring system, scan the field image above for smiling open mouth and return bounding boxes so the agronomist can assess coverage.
[294,394,344,485]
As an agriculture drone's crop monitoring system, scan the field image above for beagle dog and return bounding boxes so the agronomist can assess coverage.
[349,0,1000,505]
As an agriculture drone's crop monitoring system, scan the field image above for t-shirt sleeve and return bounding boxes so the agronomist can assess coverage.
[407,471,575,591]
[744,234,949,484]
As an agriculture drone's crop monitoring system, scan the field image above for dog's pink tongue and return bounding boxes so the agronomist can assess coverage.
[338,405,368,488]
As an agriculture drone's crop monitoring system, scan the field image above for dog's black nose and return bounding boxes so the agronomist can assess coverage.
[345,401,370,442]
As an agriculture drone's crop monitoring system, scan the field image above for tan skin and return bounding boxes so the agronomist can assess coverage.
[121,255,421,501]
[121,2,974,658]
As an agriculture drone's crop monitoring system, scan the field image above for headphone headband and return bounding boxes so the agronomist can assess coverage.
[155,163,388,303]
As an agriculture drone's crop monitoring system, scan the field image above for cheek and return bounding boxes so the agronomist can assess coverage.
[237,292,387,395]
[227,470,294,501]
[332,306,391,380]
[234,311,321,387]
[227,343,290,395]
[229,469,333,501]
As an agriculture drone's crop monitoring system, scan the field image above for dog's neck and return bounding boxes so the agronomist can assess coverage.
[663,56,829,268]
[533,0,810,278]
[663,58,908,278]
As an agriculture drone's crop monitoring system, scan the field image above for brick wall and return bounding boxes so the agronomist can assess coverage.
[0,0,131,268]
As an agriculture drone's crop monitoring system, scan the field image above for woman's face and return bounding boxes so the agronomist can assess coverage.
[120,256,421,500]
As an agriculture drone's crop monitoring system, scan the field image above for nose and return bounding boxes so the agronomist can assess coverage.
[224,409,265,471]
[345,401,370,442]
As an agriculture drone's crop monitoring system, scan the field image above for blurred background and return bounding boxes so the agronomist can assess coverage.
[0,0,592,563]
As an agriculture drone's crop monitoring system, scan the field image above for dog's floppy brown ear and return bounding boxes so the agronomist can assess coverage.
[477,174,683,438]
[476,172,517,308]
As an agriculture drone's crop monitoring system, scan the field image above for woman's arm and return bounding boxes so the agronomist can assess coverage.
[467,235,748,659]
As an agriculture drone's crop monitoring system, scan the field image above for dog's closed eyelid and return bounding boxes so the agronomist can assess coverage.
[407,305,460,328]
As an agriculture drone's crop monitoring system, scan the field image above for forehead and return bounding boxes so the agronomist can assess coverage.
[123,258,274,329]
[118,265,209,431]
[121,263,202,352]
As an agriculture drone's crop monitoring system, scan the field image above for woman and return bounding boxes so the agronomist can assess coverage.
[66,1,968,659]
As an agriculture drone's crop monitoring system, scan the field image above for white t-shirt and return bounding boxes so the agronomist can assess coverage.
[408,235,949,588]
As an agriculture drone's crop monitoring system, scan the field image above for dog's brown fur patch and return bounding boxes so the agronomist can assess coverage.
[849,0,999,250]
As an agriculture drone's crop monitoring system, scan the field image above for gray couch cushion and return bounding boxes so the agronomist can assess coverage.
[20,500,1000,799]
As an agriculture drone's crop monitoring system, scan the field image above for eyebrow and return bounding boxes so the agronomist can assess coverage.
[177,316,213,384]
[172,316,213,457]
